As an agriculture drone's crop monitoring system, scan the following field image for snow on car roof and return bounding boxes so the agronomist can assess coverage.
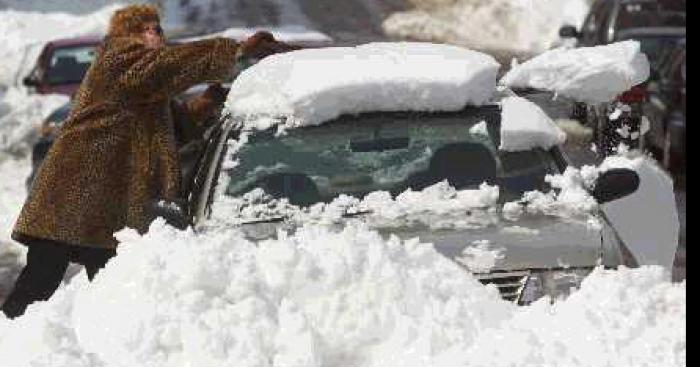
[500,40,650,104]
[224,42,501,131]
[499,96,566,152]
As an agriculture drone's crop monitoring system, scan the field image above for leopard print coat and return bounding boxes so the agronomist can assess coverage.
[12,36,239,249]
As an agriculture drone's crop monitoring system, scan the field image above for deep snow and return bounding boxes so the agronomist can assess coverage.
[0,219,685,367]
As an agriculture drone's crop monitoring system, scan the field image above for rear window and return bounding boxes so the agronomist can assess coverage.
[46,45,96,85]
[224,113,559,206]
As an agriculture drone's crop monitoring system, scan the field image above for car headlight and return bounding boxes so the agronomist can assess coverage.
[519,268,593,305]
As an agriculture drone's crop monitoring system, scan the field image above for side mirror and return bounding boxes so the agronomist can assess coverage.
[590,168,640,204]
[559,25,581,39]
[22,76,39,87]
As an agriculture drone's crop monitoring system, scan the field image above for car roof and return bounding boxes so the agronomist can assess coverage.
[46,34,103,48]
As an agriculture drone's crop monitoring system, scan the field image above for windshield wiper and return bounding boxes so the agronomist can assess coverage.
[239,209,373,225]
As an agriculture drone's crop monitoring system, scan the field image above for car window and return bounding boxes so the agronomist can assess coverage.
[614,1,662,30]
[222,114,559,207]
[46,45,96,85]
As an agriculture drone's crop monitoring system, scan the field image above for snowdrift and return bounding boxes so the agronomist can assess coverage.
[382,0,591,58]
[0,219,685,366]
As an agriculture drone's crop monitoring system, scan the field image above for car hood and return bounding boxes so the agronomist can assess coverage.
[375,216,602,272]
[239,214,602,272]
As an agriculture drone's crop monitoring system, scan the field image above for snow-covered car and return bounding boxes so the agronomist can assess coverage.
[151,43,675,305]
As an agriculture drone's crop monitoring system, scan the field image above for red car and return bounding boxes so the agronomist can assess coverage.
[22,35,102,96]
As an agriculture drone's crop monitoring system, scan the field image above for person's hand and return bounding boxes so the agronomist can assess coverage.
[239,30,299,60]
[202,83,229,104]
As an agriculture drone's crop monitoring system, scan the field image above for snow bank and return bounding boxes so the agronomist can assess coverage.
[0,220,684,366]
[0,4,120,87]
[500,40,651,104]
[382,0,591,57]
[0,158,30,299]
[500,96,566,151]
[0,88,69,155]
[225,42,500,131]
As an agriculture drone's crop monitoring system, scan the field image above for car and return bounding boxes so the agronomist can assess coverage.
[154,43,672,305]
[642,36,685,178]
[558,1,685,155]
[559,0,685,47]
[22,35,102,96]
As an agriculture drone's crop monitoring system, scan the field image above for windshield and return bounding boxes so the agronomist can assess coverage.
[222,111,559,209]
[46,45,96,85]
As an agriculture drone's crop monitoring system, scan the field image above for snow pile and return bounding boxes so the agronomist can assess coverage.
[0,4,120,87]
[598,155,679,272]
[0,89,68,155]
[501,40,651,103]
[0,220,685,366]
[0,158,30,303]
[225,42,500,131]
[382,0,591,57]
[499,96,566,151]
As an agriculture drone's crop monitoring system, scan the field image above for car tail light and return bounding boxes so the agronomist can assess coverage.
[617,85,648,104]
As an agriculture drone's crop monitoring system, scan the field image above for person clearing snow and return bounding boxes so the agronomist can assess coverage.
[1,4,292,319]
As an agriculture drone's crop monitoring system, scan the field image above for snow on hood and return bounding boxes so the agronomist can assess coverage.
[499,96,567,152]
[500,40,651,104]
[0,220,685,366]
[224,42,500,132]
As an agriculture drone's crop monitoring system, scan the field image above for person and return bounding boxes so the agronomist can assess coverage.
[1,4,286,319]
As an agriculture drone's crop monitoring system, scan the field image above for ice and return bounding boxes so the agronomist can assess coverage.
[382,0,591,57]
[500,40,651,103]
[225,42,500,132]
[499,96,567,152]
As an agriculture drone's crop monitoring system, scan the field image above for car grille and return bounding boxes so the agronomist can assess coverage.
[474,270,530,303]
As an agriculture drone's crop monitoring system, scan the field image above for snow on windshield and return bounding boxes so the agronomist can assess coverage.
[500,40,651,104]
[0,219,684,366]
[499,96,567,152]
[224,42,500,131]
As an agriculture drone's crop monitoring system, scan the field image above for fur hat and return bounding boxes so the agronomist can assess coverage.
[108,4,160,38]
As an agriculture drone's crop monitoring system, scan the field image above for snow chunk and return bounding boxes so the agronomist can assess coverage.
[500,40,650,104]
[225,42,500,131]
[598,155,679,274]
[455,240,505,273]
[499,96,566,151]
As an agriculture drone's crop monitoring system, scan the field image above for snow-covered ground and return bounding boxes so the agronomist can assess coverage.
[0,1,686,365]
[383,0,592,61]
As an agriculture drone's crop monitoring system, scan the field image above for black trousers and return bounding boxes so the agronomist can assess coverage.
[1,240,115,319]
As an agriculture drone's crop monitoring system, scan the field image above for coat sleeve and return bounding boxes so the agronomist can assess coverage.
[118,38,239,98]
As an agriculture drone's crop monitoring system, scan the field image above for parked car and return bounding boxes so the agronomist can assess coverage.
[642,36,685,176]
[149,44,670,305]
[22,35,102,96]
[558,0,685,155]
